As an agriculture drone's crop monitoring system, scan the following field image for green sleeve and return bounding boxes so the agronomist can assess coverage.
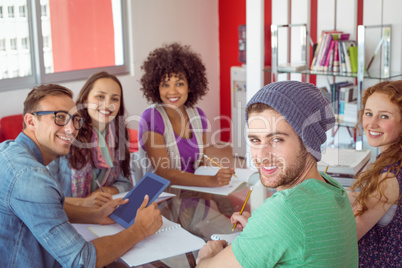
[232,195,305,267]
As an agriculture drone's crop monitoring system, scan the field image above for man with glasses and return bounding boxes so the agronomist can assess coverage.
[0,84,162,267]
[31,110,85,129]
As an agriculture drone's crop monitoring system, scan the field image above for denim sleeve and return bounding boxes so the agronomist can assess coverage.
[112,172,133,193]
[47,156,73,197]
[11,167,97,267]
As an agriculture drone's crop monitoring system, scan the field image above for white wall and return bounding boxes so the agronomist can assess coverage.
[0,0,221,143]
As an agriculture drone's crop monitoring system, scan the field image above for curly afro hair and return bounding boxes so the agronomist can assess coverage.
[140,42,209,107]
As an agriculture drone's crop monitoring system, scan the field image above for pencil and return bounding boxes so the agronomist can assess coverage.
[203,154,238,178]
[325,166,329,173]
[95,180,105,192]
[232,187,253,231]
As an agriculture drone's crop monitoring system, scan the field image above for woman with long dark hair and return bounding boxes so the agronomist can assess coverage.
[48,71,132,207]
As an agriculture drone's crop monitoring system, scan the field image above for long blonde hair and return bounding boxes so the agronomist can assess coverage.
[349,81,402,216]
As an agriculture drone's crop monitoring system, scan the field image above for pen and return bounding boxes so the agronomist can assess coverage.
[95,180,105,192]
[203,154,238,178]
[232,187,253,231]
[325,166,329,173]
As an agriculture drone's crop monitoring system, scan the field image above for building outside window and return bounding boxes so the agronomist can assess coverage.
[0,0,129,91]
[21,37,29,49]
[7,5,14,18]
[40,4,47,17]
[10,38,17,50]
[0,39,5,51]
[18,5,26,18]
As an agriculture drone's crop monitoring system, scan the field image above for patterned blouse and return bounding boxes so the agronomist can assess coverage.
[358,159,401,267]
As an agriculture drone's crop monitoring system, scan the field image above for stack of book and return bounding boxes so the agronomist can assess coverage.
[343,101,359,123]
[329,81,357,120]
[310,30,357,74]
[318,148,371,187]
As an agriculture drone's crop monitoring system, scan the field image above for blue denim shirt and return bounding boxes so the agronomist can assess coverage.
[0,133,97,267]
[47,156,133,197]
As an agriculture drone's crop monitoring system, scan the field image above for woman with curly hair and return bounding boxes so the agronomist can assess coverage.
[138,43,234,239]
[48,71,132,207]
[348,80,401,267]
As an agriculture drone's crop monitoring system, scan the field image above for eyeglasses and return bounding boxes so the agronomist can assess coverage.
[31,111,84,130]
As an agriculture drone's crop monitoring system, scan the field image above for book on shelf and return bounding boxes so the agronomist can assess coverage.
[277,62,307,72]
[366,37,384,72]
[318,148,371,177]
[382,27,391,75]
[338,40,346,73]
[310,32,326,70]
[310,31,335,71]
[332,40,340,72]
[319,33,335,71]
[310,31,349,72]
[331,81,352,117]
[323,32,346,72]
[87,216,206,267]
[349,45,358,73]
[338,83,355,117]
[341,40,356,73]
[171,166,260,196]
[343,101,359,123]
[323,40,335,72]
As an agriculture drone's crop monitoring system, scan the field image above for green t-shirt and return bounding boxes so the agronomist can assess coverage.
[232,174,358,267]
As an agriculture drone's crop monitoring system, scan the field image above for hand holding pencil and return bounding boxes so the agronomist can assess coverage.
[231,187,253,231]
[203,154,236,186]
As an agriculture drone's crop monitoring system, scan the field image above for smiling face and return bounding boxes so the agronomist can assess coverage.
[363,92,402,152]
[158,73,189,110]
[32,95,78,164]
[86,78,121,132]
[248,109,308,190]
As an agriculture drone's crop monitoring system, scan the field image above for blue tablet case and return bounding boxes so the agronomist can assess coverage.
[110,172,170,228]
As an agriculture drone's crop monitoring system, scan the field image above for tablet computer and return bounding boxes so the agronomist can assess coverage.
[110,172,170,228]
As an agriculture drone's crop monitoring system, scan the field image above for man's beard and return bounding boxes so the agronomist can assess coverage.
[259,143,308,188]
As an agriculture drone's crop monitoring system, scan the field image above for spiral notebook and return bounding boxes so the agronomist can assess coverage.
[211,232,241,245]
[88,217,205,266]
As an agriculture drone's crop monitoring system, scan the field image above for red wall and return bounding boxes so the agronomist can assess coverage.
[218,0,272,142]
[49,0,115,72]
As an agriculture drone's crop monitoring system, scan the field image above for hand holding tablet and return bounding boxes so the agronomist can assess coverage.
[110,172,170,228]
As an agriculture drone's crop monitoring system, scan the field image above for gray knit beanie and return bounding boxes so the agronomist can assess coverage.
[246,81,335,161]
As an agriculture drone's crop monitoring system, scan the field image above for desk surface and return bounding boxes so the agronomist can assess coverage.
[106,252,196,268]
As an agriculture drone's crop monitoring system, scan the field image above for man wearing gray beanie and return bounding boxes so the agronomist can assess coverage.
[197,81,358,267]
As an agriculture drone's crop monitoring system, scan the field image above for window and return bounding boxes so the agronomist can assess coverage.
[40,4,47,17]
[19,5,26,18]
[0,39,5,51]
[10,38,17,50]
[21,37,29,49]
[7,5,14,18]
[0,0,129,91]
[42,35,50,49]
